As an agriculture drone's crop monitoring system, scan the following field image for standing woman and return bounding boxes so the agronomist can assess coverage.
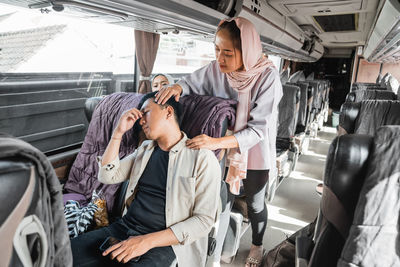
[156,17,283,267]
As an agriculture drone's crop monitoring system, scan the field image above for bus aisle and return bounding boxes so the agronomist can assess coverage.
[222,126,337,266]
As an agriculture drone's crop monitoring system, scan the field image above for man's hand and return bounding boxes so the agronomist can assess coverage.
[103,235,151,263]
[155,84,183,105]
[186,134,220,150]
[114,108,143,138]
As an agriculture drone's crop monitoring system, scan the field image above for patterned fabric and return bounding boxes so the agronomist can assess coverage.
[64,200,98,238]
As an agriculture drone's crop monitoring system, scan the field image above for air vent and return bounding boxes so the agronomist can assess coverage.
[313,14,357,32]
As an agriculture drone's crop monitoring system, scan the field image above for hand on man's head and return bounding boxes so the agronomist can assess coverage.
[155,84,183,105]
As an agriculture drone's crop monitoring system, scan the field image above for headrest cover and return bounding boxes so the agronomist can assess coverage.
[354,100,400,135]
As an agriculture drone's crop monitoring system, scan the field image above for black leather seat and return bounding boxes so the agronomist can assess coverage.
[288,82,308,134]
[84,96,103,122]
[296,125,400,267]
[307,134,373,267]
[0,134,72,266]
[277,84,300,152]
[339,100,400,135]
[345,89,396,103]
[276,84,300,179]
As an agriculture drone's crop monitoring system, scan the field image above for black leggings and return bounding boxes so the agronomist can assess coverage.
[226,169,269,246]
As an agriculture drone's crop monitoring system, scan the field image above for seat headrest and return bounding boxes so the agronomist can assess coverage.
[307,84,314,100]
[339,102,361,134]
[354,100,400,135]
[84,97,103,122]
[346,89,396,103]
[280,69,290,85]
[350,82,384,92]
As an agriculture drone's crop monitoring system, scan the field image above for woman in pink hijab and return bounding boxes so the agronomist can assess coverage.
[156,17,283,267]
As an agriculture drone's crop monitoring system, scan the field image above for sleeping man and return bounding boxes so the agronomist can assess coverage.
[71,91,221,267]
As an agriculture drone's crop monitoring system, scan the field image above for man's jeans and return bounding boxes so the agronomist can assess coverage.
[71,219,176,267]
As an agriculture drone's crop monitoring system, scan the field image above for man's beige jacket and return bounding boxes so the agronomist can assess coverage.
[98,133,221,267]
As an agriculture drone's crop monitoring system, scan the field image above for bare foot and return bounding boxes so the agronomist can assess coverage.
[245,244,263,267]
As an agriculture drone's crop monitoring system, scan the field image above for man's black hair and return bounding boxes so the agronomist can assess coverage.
[138,91,182,123]
[133,92,183,138]
[133,92,182,140]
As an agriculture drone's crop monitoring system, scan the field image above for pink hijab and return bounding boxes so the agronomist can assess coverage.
[221,17,275,195]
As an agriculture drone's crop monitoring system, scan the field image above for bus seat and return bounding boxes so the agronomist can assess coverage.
[305,83,315,128]
[84,96,103,122]
[64,92,236,214]
[0,134,72,267]
[337,126,400,267]
[297,126,400,267]
[288,82,310,154]
[64,93,143,213]
[339,100,400,135]
[345,89,396,102]
[277,84,300,141]
[300,134,373,267]
[289,82,308,134]
[274,84,301,182]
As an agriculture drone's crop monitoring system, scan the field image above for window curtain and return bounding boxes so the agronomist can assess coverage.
[134,30,160,93]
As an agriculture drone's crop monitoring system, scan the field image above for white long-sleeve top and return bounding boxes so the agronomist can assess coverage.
[177,60,283,170]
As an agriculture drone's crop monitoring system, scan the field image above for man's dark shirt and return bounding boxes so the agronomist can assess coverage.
[122,146,169,234]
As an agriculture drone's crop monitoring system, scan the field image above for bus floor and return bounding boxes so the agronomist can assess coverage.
[221,126,337,266]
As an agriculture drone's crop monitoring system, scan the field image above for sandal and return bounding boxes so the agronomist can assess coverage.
[245,249,265,267]
[245,256,262,267]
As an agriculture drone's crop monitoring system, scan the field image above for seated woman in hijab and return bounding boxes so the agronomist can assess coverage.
[151,73,174,92]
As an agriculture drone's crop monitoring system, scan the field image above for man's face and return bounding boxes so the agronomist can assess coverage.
[139,98,171,140]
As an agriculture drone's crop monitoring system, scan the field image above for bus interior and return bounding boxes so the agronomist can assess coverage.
[0,0,399,266]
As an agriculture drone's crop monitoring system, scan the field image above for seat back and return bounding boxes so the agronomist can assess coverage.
[310,81,324,111]
[288,70,306,83]
[345,89,396,102]
[0,135,72,267]
[278,84,300,139]
[288,82,308,133]
[338,126,400,267]
[339,100,400,135]
[308,134,373,267]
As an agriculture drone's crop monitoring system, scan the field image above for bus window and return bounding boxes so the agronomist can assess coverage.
[153,34,215,74]
[0,3,136,154]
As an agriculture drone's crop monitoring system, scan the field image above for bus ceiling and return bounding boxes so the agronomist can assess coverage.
[1,0,399,63]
